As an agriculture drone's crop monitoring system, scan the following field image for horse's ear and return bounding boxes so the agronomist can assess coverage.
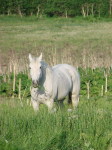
[29,53,32,62]
[38,53,42,61]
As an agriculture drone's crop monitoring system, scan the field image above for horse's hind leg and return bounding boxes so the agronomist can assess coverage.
[68,92,72,105]
[56,99,64,110]
[68,92,78,111]
[71,74,80,109]
[71,93,79,109]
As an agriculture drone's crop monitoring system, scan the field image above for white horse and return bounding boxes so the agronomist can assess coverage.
[29,53,80,112]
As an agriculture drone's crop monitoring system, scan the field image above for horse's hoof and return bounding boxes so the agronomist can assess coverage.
[49,108,57,113]
[67,109,73,112]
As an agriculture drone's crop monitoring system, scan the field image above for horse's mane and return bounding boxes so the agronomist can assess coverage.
[41,60,52,70]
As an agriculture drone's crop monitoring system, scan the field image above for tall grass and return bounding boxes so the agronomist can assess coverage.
[0,98,112,150]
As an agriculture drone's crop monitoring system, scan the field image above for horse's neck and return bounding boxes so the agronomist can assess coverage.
[41,61,53,94]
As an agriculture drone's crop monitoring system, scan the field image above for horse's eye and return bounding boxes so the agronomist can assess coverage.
[40,66,41,69]
[29,67,31,69]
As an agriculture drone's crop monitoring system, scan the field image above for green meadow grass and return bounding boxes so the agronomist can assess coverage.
[0,98,112,150]
[0,16,112,53]
[0,16,112,69]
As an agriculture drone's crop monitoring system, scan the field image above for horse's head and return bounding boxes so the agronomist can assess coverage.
[29,53,42,87]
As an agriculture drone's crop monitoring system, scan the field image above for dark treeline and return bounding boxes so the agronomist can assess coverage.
[0,0,111,17]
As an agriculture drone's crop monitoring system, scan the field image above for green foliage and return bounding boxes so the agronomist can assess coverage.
[80,68,112,98]
[0,73,31,97]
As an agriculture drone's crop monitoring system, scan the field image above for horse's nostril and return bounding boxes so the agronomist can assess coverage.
[32,80,38,87]
[32,81,35,85]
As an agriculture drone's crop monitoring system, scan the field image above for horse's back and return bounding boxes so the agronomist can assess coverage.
[53,64,79,80]
[53,64,77,72]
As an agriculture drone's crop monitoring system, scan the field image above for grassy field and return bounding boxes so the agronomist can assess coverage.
[0,16,112,150]
[0,16,112,69]
[0,16,112,51]
[0,98,112,150]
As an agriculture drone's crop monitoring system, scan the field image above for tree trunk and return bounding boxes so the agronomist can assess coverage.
[37,5,40,18]
[86,4,89,16]
[82,5,86,17]
[109,0,112,15]
[65,10,68,18]
[18,6,22,17]
[98,4,101,18]
[8,9,11,15]
[91,3,94,16]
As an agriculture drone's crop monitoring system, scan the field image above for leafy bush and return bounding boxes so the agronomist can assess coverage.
[0,68,112,99]
[0,73,31,98]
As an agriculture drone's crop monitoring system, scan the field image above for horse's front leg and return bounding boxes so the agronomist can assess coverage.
[45,99,56,112]
[31,98,40,112]
[30,87,40,112]
[45,99,53,111]
[57,99,64,109]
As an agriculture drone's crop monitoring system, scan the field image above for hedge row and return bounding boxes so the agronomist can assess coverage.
[0,0,110,17]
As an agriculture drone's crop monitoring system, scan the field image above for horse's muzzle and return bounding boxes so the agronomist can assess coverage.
[32,81,39,88]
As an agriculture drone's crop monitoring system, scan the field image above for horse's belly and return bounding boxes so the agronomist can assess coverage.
[57,79,72,100]
[52,66,73,100]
